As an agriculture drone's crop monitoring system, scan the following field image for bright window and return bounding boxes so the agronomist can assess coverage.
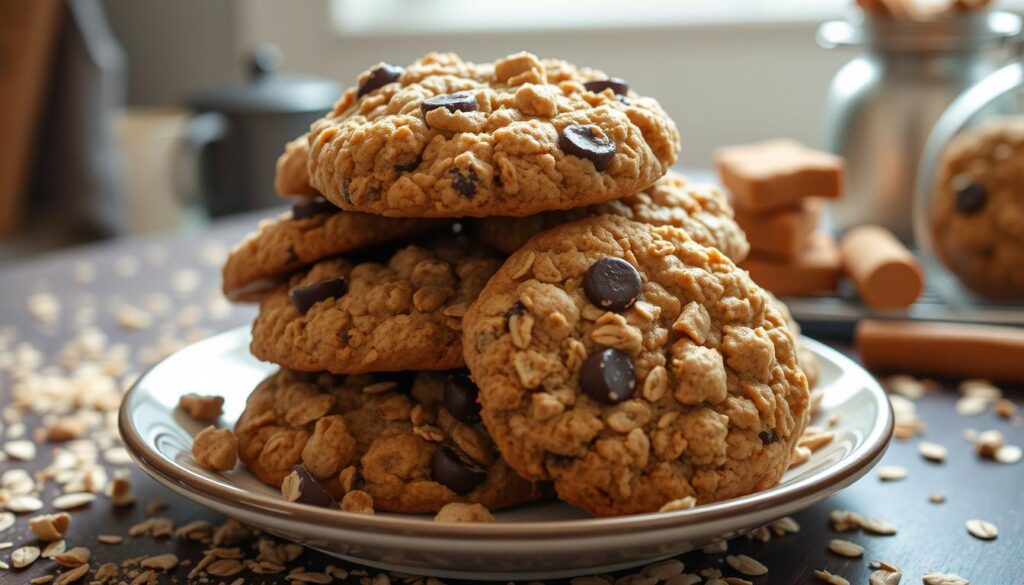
[329,0,855,37]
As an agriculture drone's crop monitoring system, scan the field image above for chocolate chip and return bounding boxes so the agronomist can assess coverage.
[291,196,339,220]
[580,348,635,405]
[583,257,642,312]
[357,63,403,98]
[394,154,423,173]
[955,180,988,214]
[431,445,485,495]
[281,466,336,508]
[449,168,478,197]
[443,371,481,423]
[759,430,778,445]
[584,77,629,96]
[421,92,478,119]
[558,125,616,171]
[504,302,526,319]
[290,277,347,315]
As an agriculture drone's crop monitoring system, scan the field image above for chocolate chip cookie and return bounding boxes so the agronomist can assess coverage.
[222,197,448,302]
[305,52,680,218]
[462,215,810,516]
[235,368,546,513]
[468,171,750,262]
[931,116,1024,298]
[251,241,501,374]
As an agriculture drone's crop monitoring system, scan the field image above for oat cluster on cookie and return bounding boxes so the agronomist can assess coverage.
[211,51,814,518]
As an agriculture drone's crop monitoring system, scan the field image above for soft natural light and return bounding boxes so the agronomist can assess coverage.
[329,0,855,36]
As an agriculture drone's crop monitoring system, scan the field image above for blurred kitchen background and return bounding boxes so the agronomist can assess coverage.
[2,0,1022,263]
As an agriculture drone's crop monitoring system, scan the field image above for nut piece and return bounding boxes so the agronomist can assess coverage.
[178,394,225,422]
[433,502,496,523]
[28,513,71,541]
[192,426,238,471]
[339,490,374,515]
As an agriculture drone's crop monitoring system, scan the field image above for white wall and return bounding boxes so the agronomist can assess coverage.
[231,1,853,168]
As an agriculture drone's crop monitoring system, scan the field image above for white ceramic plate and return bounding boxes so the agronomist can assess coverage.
[120,327,892,580]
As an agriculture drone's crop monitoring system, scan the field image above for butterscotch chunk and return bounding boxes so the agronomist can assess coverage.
[433,502,496,523]
[716,139,843,214]
[734,198,822,259]
[192,426,239,471]
[739,232,841,297]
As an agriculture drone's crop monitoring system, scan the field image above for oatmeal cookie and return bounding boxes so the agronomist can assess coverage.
[275,136,319,197]
[931,116,1024,298]
[469,172,749,261]
[305,52,680,218]
[222,197,448,302]
[251,241,501,374]
[235,368,546,513]
[462,216,809,516]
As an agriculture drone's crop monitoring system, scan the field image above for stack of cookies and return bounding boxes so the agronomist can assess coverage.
[220,52,812,519]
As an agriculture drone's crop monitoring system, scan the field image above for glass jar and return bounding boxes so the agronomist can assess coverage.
[818,10,1020,242]
[916,46,1024,305]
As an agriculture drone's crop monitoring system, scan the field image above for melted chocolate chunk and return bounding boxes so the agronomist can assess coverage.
[290,277,347,315]
[504,302,526,320]
[583,78,629,96]
[759,430,778,445]
[291,196,339,220]
[580,348,636,405]
[583,257,643,312]
[421,92,478,119]
[431,445,486,495]
[394,154,423,173]
[955,180,988,215]
[558,125,616,171]
[450,168,479,197]
[281,466,336,508]
[357,63,403,98]
[443,371,481,423]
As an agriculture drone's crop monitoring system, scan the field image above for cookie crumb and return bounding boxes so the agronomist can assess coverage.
[658,496,696,513]
[178,393,225,422]
[433,502,495,523]
[340,490,374,515]
[192,426,238,471]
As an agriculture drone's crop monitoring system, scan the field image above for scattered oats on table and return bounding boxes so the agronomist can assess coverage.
[965,518,998,540]
[876,465,908,481]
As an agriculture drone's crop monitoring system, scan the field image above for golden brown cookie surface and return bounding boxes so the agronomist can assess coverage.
[250,242,501,374]
[468,171,750,262]
[305,52,680,218]
[932,116,1024,298]
[235,369,546,513]
[463,216,809,516]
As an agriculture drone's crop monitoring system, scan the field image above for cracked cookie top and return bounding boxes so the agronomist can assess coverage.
[462,215,809,516]
[468,171,750,262]
[221,197,448,302]
[235,368,546,514]
[303,51,680,218]
[251,241,501,374]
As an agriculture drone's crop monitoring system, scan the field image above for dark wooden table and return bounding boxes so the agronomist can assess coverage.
[0,210,1021,585]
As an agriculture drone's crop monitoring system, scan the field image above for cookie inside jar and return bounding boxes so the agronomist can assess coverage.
[930,116,1024,300]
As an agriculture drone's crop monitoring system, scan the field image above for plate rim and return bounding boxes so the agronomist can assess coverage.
[119,328,893,541]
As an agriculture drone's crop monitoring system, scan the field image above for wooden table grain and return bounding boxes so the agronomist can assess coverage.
[0,210,1021,585]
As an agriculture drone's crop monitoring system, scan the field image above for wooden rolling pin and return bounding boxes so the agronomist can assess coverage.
[856,320,1024,381]
[841,225,923,310]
